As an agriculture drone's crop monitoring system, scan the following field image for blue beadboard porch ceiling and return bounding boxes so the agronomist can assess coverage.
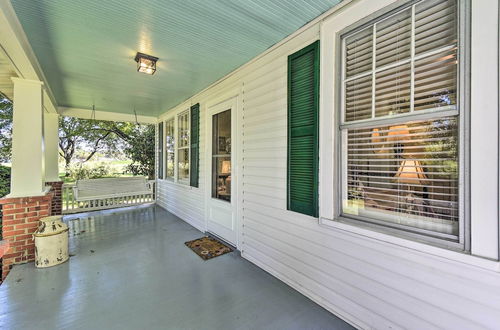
[10,0,342,116]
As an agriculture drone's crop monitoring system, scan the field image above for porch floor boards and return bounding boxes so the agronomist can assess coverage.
[0,205,352,330]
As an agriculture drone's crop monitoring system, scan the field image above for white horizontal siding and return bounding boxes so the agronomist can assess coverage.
[157,181,205,231]
[156,103,207,232]
[155,1,500,328]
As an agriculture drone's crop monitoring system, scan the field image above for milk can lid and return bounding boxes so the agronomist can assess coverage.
[34,216,68,236]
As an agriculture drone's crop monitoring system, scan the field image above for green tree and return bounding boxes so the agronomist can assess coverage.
[0,93,13,163]
[58,117,138,174]
[122,125,155,179]
[59,116,155,178]
[0,94,155,180]
[0,165,11,197]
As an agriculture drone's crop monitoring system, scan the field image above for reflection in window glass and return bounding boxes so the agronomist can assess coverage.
[344,117,459,235]
[177,111,190,184]
[212,110,231,202]
[414,49,457,111]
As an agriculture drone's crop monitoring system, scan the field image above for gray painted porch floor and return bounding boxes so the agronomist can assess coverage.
[0,206,353,330]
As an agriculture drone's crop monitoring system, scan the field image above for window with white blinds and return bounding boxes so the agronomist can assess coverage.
[340,0,461,240]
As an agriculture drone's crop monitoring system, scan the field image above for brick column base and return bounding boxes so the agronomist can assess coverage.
[46,181,63,215]
[0,194,52,282]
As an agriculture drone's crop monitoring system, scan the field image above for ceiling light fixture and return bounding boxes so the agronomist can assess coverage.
[134,52,158,75]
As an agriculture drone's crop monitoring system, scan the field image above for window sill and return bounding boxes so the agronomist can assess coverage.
[319,217,500,273]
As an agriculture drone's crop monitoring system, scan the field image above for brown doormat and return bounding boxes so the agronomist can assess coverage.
[185,236,233,260]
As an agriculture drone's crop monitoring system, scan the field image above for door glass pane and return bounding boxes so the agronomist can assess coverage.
[212,110,231,202]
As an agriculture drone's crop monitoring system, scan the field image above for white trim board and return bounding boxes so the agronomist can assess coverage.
[0,0,58,112]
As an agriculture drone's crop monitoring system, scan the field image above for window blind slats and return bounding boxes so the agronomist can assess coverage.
[415,24,456,54]
[349,134,455,145]
[345,117,459,231]
[343,0,458,124]
[415,0,457,54]
[376,9,412,67]
[342,0,460,238]
[414,49,457,111]
[346,28,373,78]
[375,64,411,117]
[345,75,372,121]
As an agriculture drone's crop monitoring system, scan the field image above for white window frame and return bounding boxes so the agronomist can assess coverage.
[161,108,191,185]
[176,109,191,185]
[164,117,175,181]
[320,0,471,252]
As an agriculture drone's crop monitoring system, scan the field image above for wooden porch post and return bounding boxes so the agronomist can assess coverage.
[44,112,60,182]
[9,77,47,197]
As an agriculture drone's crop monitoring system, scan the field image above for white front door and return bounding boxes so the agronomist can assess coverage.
[206,97,237,245]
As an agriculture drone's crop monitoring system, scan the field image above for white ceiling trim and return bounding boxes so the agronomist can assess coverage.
[0,0,57,113]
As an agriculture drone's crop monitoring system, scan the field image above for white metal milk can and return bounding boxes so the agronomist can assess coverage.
[34,216,69,268]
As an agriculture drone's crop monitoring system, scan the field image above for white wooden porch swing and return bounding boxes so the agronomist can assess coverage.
[62,177,155,214]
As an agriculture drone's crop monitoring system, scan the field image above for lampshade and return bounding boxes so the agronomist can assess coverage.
[387,124,410,142]
[371,128,382,144]
[221,160,231,174]
[134,52,158,75]
[395,159,427,184]
[371,128,386,154]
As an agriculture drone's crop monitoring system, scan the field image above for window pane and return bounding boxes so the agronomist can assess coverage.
[376,8,412,67]
[345,27,373,78]
[414,49,457,111]
[375,63,411,117]
[341,0,461,241]
[343,117,459,236]
[165,119,175,179]
[415,0,457,55]
[345,75,372,122]
[178,148,189,184]
[177,111,190,184]
[213,157,231,202]
[178,111,190,148]
[212,110,231,202]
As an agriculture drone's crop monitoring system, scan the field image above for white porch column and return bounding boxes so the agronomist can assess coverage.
[44,112,60,182]
[9,78,47,197]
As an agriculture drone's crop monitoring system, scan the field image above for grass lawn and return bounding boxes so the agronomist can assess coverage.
[59,158,133,183]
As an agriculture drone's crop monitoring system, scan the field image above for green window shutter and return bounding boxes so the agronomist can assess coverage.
[287,40,319,217]
[158,122,163,179]
[190,103,200,187]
